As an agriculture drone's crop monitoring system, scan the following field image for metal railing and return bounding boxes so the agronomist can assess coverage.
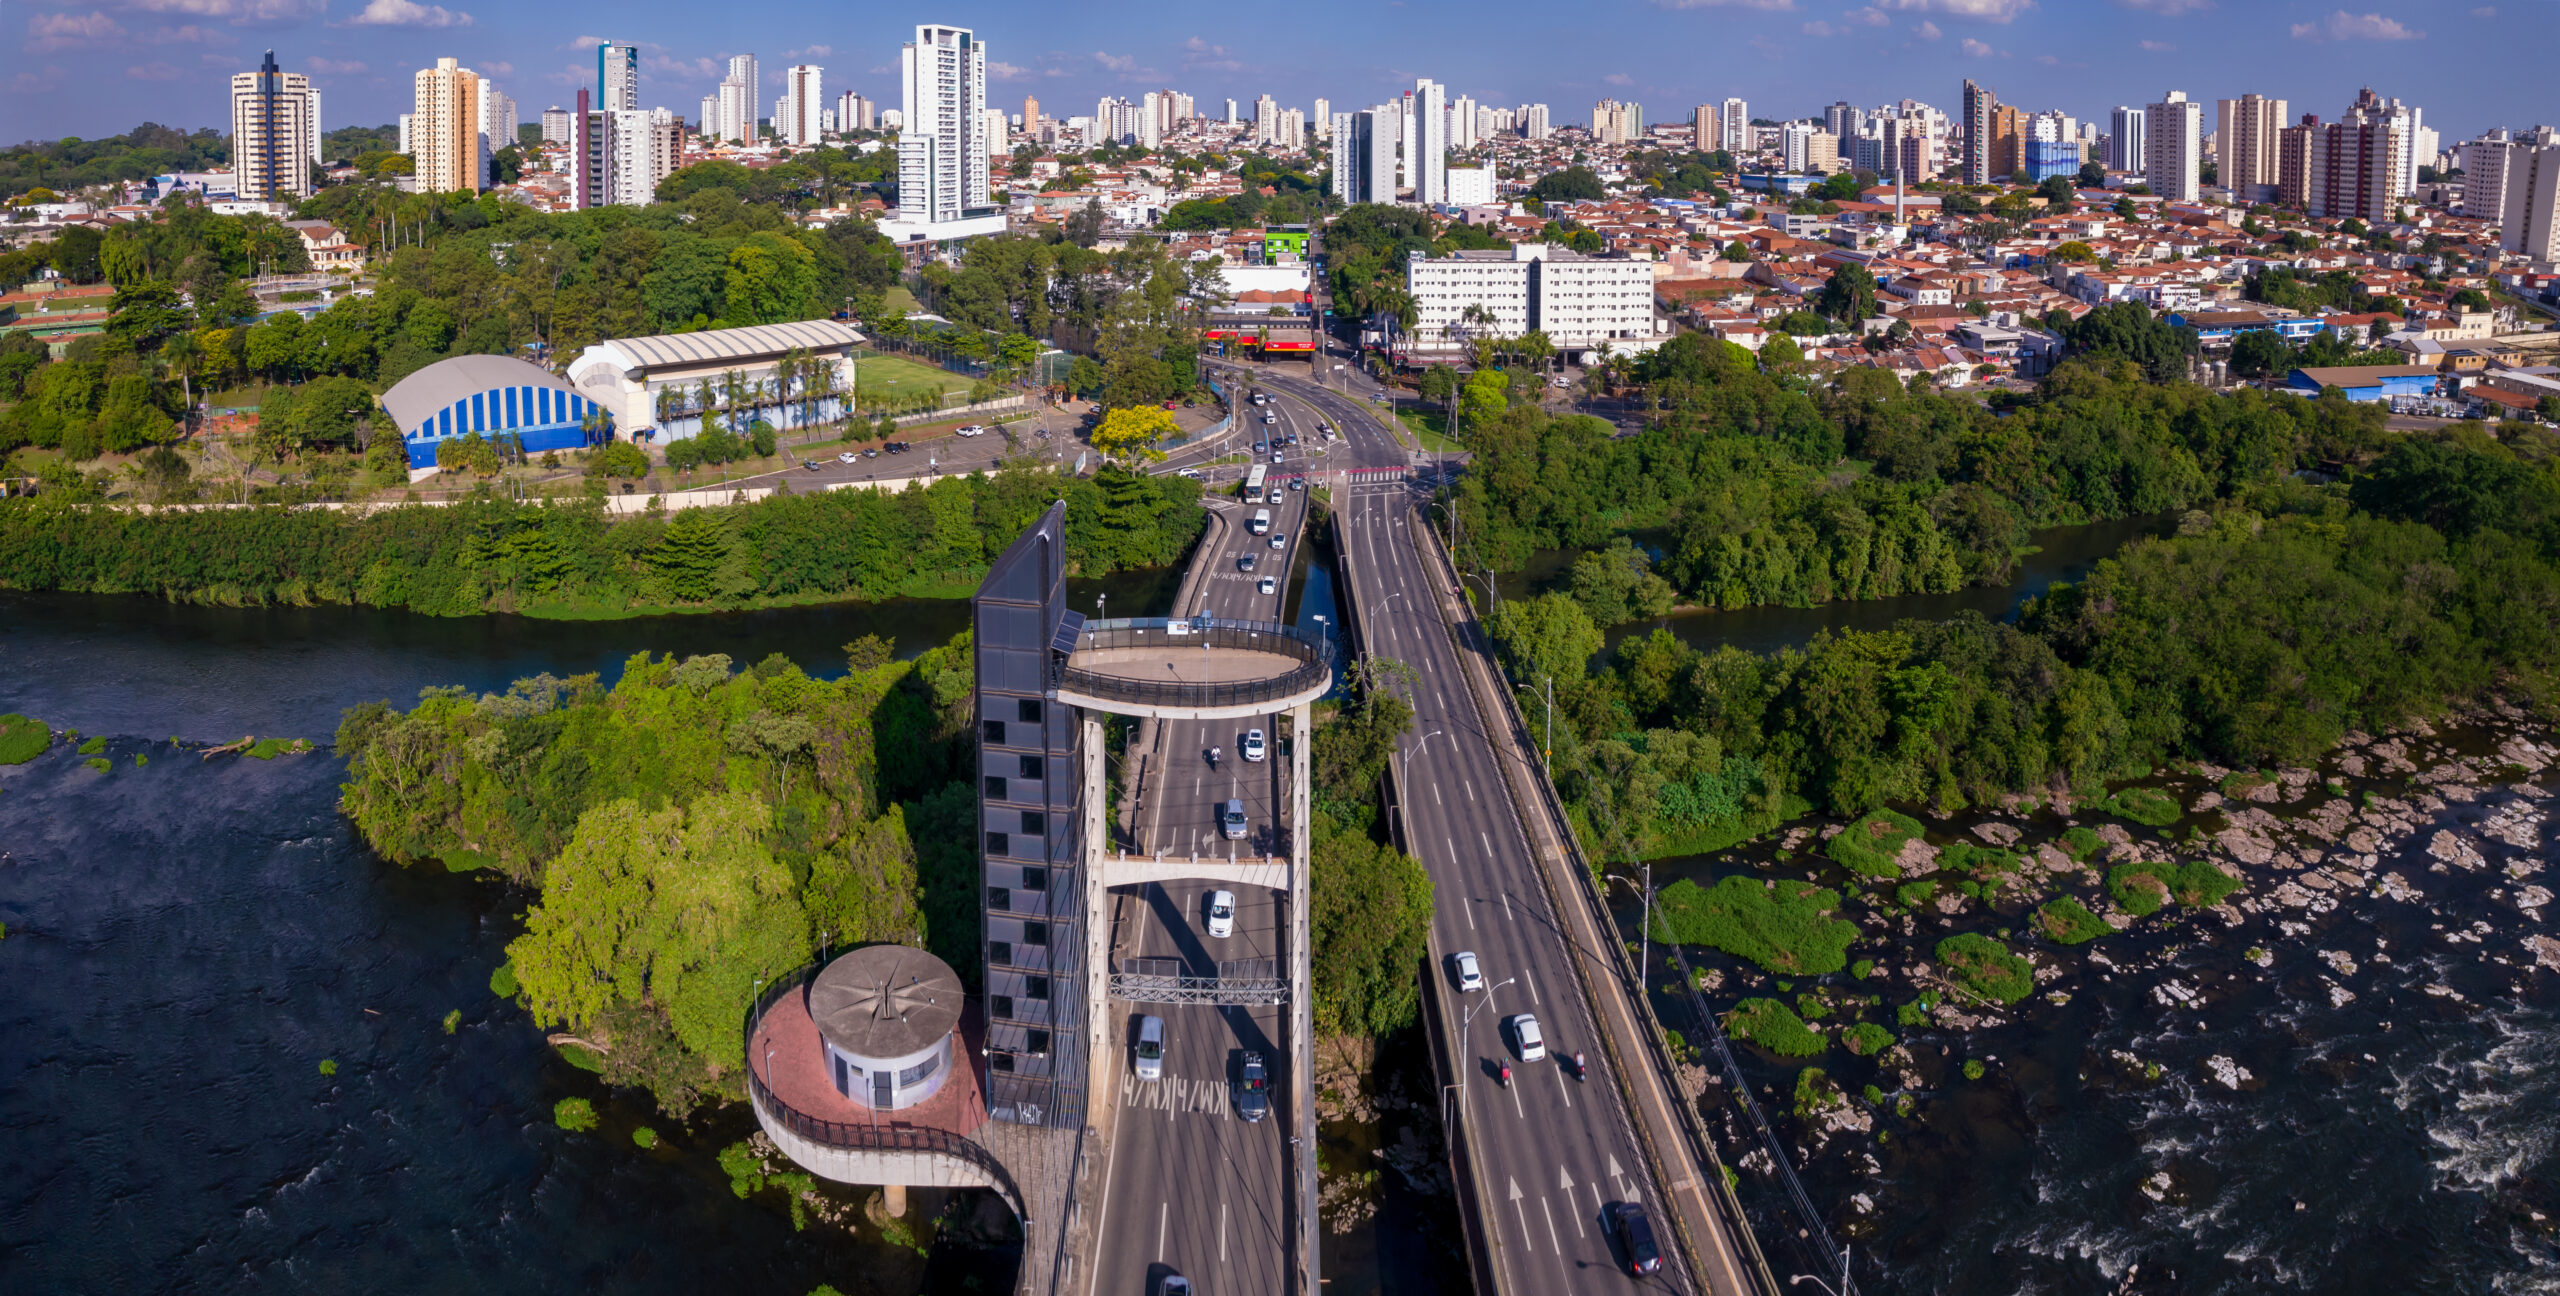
[1057,617,1333,711]
[743,965,1028,1220]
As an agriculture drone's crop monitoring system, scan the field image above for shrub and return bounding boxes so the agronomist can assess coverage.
[1724,997,1826,1056]
[554,1096,599,1131]
[2220,769,2276,799]
[1850,959,1874,980]
[1862,1083,1886,1106]
[633,1126,660,1149]
[2037,896,2112,945]
[2107,863,2174,917]
[1796,993,1830,1020]
[441,1009,462,1035]
[1843,1022,1895,1056]
[1963,1059,1987,1080]
[2102,787,2182,828]
[1824,809,1928,879]
[586,440,652,479]
[2173,861,2241,908]
[318,1059,338,1076]
[489,961,520,999]
[1896,880,1937,909]
[1934,933,2035,1004]
[1895,997,1933,1027]
[0,714,50,765]
[84,757,111,773]
[1940,842,2019,878]
[1652,876,1859,975]
[2059,826,2104,860]
[132,753,148,767]
[77,736,106,755]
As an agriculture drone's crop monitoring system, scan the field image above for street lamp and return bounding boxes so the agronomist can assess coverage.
[1400,729,1445,803]
[1786,1245,1856,1296]
[1443,975,1519,1129]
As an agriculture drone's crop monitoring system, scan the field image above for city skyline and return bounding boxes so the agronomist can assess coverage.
[7,2,2554,144]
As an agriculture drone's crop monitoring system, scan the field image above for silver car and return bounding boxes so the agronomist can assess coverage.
[1135,1014,1165,1081]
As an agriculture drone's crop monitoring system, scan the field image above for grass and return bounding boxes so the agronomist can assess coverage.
[554,1097,599,1131]
[1934,933,2035,1005]
[853,351,974,404]
[1896,993,1939,1027]
[77,736,106,755]
[2220,769,2277,799]
[1826,808,1929,879]
[84,757,111,773]
[560,1042,606,1073]
[1391,405,1467,454]
[1843,1022,1895,1056]
[245,737,313,759]
[2058,826,2104,861]
[882,285,922,315]
[1851,959,1874,980]
[633,1126,660,1149]
[1,714,54,765]
[2036,896,2113,945]
[2102,786,2184,828]
[1795,993,1830,1020]
[1724,997,1826,1057]
[1896,880,1938,909]
[1939,842,2020,879]
[2109,860,2242,916]
[441,1009,462,1035]
[1650,875,1859,975]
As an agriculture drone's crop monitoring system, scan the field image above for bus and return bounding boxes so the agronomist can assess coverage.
[1243,464,1267,498]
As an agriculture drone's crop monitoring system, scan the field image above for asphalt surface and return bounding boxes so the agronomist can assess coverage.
[1086,388,1324,1296]
[1247,362,1705,1296]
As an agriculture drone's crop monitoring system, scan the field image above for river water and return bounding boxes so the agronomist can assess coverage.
[0,576,1167,1294]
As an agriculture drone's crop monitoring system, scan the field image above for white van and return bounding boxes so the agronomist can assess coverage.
[1249,508,1271,535]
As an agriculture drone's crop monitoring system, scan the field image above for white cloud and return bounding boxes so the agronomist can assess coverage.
[1961,36,1995,54]
[1872,0,2032,21]
[128,0,326,21]
[148,23,231,44]
[305,56,366,74]
[2115,0,2210,12]
[1603,71,1634,85]
[570,34,607,49]
[2034,51,2057,63]
[987,60,1032,80]
[479,59,511,76]
[2292,10,2422,39]
[1914,19,1943,37]
[2140,38,2175,50]
[2471,5,2496,14]
[784,44,830,58]
[1179,36,1243,71]
[27,11,125,53]
[645,54,719,81]
[1804,18,1842,33]
[126,59,183,79]
[1090,50,1155,77]
[6,64,66,94]
[342,0,472,29]
[1849,5,1891,23]
[1648,0,1796,10]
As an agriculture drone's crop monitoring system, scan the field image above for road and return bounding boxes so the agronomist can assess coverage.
[1085,387,1325,1296]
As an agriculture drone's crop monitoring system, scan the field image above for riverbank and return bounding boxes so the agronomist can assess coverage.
[1625,705,2560,1291]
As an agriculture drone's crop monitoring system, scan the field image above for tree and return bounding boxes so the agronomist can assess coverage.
[1528,166,1606,203]
[2078,161,2107,188]
[2227,328,2293,383]
[1488,592,1605,683]
[1090,405,1181,462]
[1309,816,1433,1036]
[1723,240,1752,263]
[2056,301,2198,384]
[2051,241,2098,264]
[1815,263,1878,325]
[2035,174,2076,212]
[105,280,191,355]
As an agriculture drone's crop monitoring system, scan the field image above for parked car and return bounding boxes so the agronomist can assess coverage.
[863,447,880,458]
[1134,1015,1166,1082]
[1509,1013,1545,1062]
[884,441,910,453]
[1205,889,1236,939]
[1607,1201,1663,1275]
[1177,467,1203,479]
[802,459,821,471]
[837,452,859,464]
[954,424,989,437]
[1236,1051,1270,1122]
[1242,728,1266,762]
[1453,951,1484,992]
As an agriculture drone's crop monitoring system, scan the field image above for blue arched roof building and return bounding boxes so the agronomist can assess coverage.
[380,354,609,469]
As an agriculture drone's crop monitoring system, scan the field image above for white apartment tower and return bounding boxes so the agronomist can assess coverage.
[2145,90,2202,203]
[1524,104,1551,141]
[1331,107,1398,205]
[891,24,1003,241]
[2501,144,2560,260]
[717,79,754,144]
[1719,98,1749,153]
[727,54,760,137]
[2344,87,2423,197]
[2216,94,2287,199]
[229,49,317,200]
[1411,79,1448,204]
[598,42,639,113]
[779,65,824,146]
[2107,106,2146,173]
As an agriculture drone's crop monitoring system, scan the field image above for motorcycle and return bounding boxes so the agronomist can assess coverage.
[1209,746,1221,769]
[1571,1051,1587,1082]
[1497,1062,1511,1088]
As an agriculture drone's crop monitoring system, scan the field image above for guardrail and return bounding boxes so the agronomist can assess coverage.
[1058,617,1333,711]
[742,965,1029,1220]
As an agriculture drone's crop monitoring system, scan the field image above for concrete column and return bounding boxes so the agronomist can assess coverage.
[1082,711,1114,1114]
[1289,699,1317,1292]
[882,1183,907,1217]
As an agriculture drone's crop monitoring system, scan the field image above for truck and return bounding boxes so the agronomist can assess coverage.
[1249,508,1271,535]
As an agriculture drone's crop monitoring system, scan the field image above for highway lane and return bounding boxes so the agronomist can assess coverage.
[1087,417,1316,1296]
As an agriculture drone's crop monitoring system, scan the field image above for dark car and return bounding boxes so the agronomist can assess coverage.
[1237,554,1257,572]
[802,459,820,471]
[1236,1051,1270,1122]
[1607,1201,1662,1276]
[884,441,910,453]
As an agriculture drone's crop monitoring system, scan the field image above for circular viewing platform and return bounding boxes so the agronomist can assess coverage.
[1053,618,1333,719]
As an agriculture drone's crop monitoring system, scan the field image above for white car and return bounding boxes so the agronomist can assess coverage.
[1267,489,1283,504]
[1243,728,1266,762]
[1205,889,1236,939]
[954,424,989,437]
[1453,951,1484,992]
[1135,1014,1166,1081]
[836,452,859,464]
[1176,467,1202,478]
[1257,576,1276,596]
[1510,1014,1546,1063]
[1268,532,1286,550]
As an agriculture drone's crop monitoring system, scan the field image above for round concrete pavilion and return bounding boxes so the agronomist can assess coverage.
[808,944,965,1112]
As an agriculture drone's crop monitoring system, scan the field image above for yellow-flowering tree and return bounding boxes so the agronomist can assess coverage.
[1090,405,1180,462]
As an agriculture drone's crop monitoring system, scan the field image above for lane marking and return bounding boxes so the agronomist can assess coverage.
[1466,779,1478,802]
[1554,1060,1573,1109]
[1504,892,1516,924]
[1220,1199,1229,1264]
[1541,1195,1562,1254]
[1527,967,1543,1005]
[1157,1200,1168,1258]
[1507,1179,1534,1255]
[1510,1073,1526,1120]
[1432,782,1442,806]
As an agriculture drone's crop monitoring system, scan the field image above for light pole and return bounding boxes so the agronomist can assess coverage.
[1311,614,1330,660]
[1400,729,1445,804]
[1786,1244,1856,1296]
[1444,975,1518,1129]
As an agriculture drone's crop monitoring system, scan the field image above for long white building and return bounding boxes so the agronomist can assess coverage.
[888,23,1004,242]
[1403,243,1665,363]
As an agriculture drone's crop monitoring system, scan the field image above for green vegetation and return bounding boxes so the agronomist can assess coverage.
[1895,880,1937,909]
[633,1126,660,1149]
[0,123,230,204]
[244,737,310,759]
[1896,992,1940,1028]
[1843,1022,1895,1056]
[1308,659,1435,1036]
[1850,959,1874,980]
[1963,1059,1988,1081]
[1792,1066,1841,1118]
[0,466,1202,617]
[1939,842,2019,880]
[0,714,49,765]
[720,1138,822,1230]
[2036,896,2113,945]
[318,1059,338,1077]
[132,753,147,767]
[1649,875,1858,975]
[76,736,106,755]
[1825,809,1928,880]
[1795,993,1830,1020]
[2220,769,2276,799]
[1724,997,1826,1057]
[84,757,111,774]
[2101,787,2183,828]
[2109,860,2242,917]
[489,962,519,999]
[1934,933,2035,1004]
[2059,827,2104,861]
[441,1009,462,1035]
[553,1097,598,1132]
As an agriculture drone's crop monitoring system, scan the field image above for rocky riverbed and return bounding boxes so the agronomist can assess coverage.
[1629,705,2560,1293]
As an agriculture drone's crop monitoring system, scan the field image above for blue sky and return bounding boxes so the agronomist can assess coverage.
[8,0,2554,146]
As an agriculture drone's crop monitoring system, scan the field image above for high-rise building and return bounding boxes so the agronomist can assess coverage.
[717,78,754,144]
[2277,114,2318,208]
[2145,90,2202,202]
[836,91,875,133]
[891,24,1002,241]
[983,107,1010,178]
[1719,97,1748,153]
[540,106,573,146]
[1449,94,1476,149]
[1960,80,1996,184]
[412,57,484,194]
[1990,104,2026,182]
[1781,122,1839,174]
[598,41,639,113]
[727,54,760,139]
[1254,93,1279,147]
[1142,91,1166,149]
[698,94,720,139]
[1225,98,1239,124]
[229,49,316,200]
[1412,79,1448,204]
[1525,103,1551,141]
[2216,93,2287,199]
[779,65,824,146]
[2462,128,2560,221]
[1692,104,1717,153]
[2306,118,2406,222]
[2107,106,2146,173]
[1331,107,1397,204]
[2501,143,2560,259]
[573,90,680,208]
[478,76,517,165]
[1824,100,1863,142]
[2342,87,2422,197]
[1592,99,1641,146]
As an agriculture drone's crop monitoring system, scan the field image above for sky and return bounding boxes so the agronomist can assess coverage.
[8,0,2557,147]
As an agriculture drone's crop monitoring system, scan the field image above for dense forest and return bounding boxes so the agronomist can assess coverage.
[1486,428,2560,859]
[0,463,1205,614]
[336,623,1434,1115]
[1,122,227,201]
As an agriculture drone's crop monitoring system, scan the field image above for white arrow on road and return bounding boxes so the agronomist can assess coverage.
[1609,1153,1631,1198]
[1559,1166,1576,1192]
[1509,1176,1535,1254]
